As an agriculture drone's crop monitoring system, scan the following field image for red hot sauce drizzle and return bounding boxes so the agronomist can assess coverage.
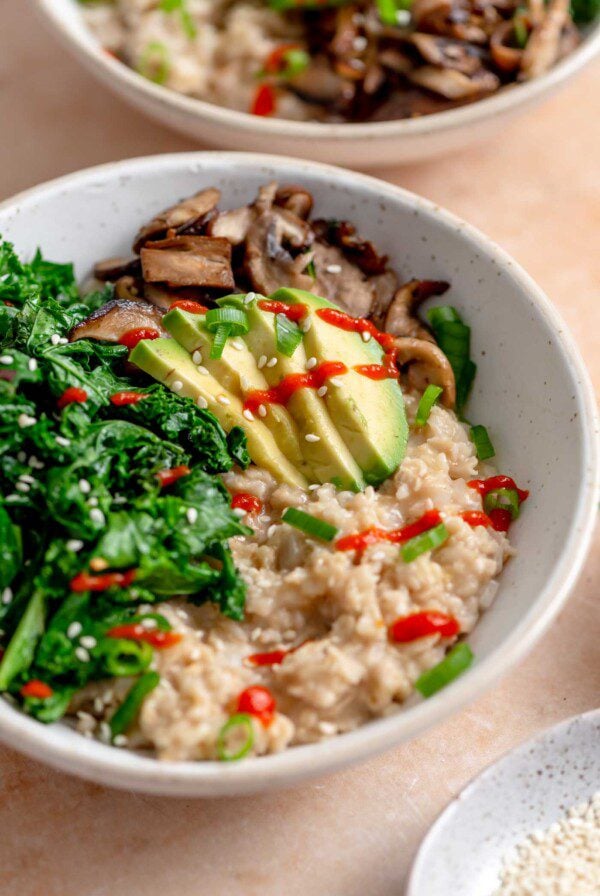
[231,493,263,515]
[315,307,399,380]
[467,475,529,533]
[257,299,307,322]
[243,361,348,415]
[336,509,442,555]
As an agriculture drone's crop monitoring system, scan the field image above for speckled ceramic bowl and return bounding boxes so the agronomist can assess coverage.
[0,153,597,796]
[406,708,600,895]
[34,0,600,168]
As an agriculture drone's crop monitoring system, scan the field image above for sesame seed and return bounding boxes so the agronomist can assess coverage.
[233,507,246,518]
[99,721,111,743]
[317,386,328,397]
[19,473,35,484]
[395,8,411,24]
[231,340,245,351]
[140,618,157,630]
[89,508,105,526]
[50,334,61,346]
[78,478,91,494]
[0,354,14,365]
[245,292,256,304]
[305,433,320,442]
[217,394,230,406]
[306,357,317,370]
[308,483,320,491]
[93,697,104,714]
[15,482,30,493]
[66,539,84,553]
[301,317,312,332]
[17,413,36,428]
[266,357,278,368]
[258,404,267,417]
[28,358,38,372]
[88,496,99,507]
[172,380,183,392]
[329,377,344,388]
[257,355,267,369]
[267,524,277,538]
[80,635,97,650]
[59,337,69,345]
[1,588,13,605]
[75,646,90,663]
[28,456,44,469]
[67,621,83,639]
[192,350,202,365]
[242,409,255,422]
[186,507,198,524]
[113,734,129,747]
[361,330,371,342]
[196,366,209,375]
[197,395,208,409]
[17,451,26,463]
[55,436,70,447]
[325,264,342,274]
[352,35,367,51]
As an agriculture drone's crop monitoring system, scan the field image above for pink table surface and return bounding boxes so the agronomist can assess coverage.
[1,6,598,895]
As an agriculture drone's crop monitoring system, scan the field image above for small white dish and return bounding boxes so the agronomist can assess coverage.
[406,707,600,896]
[0,152,597,796]
[34,0,600,168]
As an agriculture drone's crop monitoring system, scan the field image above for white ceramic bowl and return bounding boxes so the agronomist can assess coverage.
[406,708,600,895]
[34,0,600,168]
[0,152,597,796]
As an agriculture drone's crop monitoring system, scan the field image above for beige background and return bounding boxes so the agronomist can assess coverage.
[1,5,599,894]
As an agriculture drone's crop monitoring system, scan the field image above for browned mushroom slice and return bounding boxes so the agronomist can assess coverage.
[410,33,484,75]
[490,20,524,72]
[132,187,221,253]
[411,0,488,44]
[312,219,389,277]
[289,56,352,105]
[393,336,456,408]
[519,0,570,80]
[114,275,144,303]
[274,185,314,220]
[206,206,255,245]
[382,279,450,339]
[378,48,415,76]
[93,256,141,282]
[143,282,214,312]
[140,236,235,290]
[244,215,314,296]
[310,242,378,318]
[408,65,500,99]
[69,299,166,343]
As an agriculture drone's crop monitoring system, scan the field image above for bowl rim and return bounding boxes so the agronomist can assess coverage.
[0,152,597,796]
[405,706,600,896]
[35,0,600,143]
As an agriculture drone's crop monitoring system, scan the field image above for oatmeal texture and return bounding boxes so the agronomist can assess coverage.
[133,393,511,760]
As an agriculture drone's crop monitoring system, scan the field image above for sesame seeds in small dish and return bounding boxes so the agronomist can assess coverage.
[406,708,600,896]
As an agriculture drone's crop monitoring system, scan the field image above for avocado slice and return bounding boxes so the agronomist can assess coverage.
[162,307,312,480]
[270,288,408,486]
[130,337,307,489]
[243,297,365,491]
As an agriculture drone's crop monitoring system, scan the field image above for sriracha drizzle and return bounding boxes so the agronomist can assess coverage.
[243,361,347,414]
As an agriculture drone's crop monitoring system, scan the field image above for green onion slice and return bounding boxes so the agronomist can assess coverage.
[415,384,443,427]
[401,522,449,563]
[513,10,529,48]
[275,313,303,357]
[415,643,474,698]
[205,306,249,335]
[427,306,476,416]
[217,712,255,761]
[483,488,521,520]
[158,0,197,39]
[109,670,160,739]
[282,507,338,542]
[216,293,254,311]
[210,323,231,360]
[137,41,170,85]
[280,48,310,79]
[102,638,153,677]
[376,0,399,24]
[304,259,316,279]
[469,424,495,461]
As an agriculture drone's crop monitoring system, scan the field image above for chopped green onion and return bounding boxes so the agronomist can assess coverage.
[205,307,249,358]
[513,10,528,48]
[376,0,399,24]
[427,306,476,416]
[217,713,255,761]
[469,424,495,460]
[280,48,310,79]
[137,41,170,85]
[275,313,303,357]
[401,522,449,563]
[109,670,160,739]
[304,259,316,279]
[158,0,197,39]
[415,643,474,697]
[282,507,338,542]
[483,488,521,520]
[216,293,255,310]
[210,324,231,360]
[415,384,443,427]
[102,638,153,677]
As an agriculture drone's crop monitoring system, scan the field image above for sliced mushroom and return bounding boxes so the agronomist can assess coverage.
[69,299,166,344]
[410,33,484,75]
[143,282,214,312]
[114,275,144,303]
[310,243,377,318]
[244,214,314,296]
[520,0,570,80]
[380,279,450,339]
[140,236,235,290]
[289,56,352,105]
[490,20,524,72]
[274,185,314,220]
[93,256,141,282]
[408,65,500,99]
[393,336,456,407]
[378,47,415,76]
[132,187,221,253]
[206,206,255,245]
[312,219,389,276]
